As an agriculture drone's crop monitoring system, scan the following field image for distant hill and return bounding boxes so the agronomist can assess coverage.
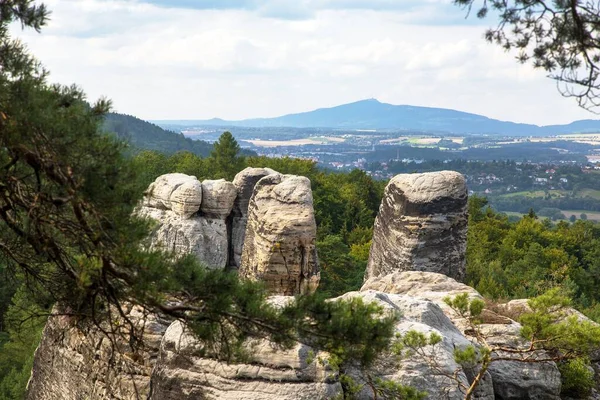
[102,113,214,156]
[152,99,600,136]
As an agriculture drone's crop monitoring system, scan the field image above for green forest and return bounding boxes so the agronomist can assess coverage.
[4,1,600,398]
[4,132,600,397]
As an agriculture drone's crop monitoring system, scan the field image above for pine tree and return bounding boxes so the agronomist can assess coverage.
[0,1,397,384]
[209,131,245,180]
[455,0,600,111]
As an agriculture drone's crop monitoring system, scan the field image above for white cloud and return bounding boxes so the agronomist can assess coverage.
[9,0,596,125]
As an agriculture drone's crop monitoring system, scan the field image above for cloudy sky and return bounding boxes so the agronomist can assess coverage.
[10,0,597,125]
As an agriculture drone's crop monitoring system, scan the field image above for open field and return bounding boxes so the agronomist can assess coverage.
[557,134,600,145]
[381,136,464,145]
[498,134,600,146]
[503,210,600,221]
[242,136,345,147]
[501,190,567,198]
[562,210,600,221]
[409,138,440,145]
[577,188,600,199]
[380,137,409,144]
[502,189,600,200]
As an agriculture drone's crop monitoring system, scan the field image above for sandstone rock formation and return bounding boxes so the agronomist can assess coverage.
[137,174,236,269]
[229,167,276,268]
[144,173,202,218]
[239,173,320,295]
[364,171,468,282]
[149,321,340,400]
[27,271,570,400]
[28,169,586,400]
[362,271,562,400]
[200,179,238,218]
[339,290,494,400]
[26,305,170,400]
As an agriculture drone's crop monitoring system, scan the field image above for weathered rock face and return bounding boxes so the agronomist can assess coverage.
[478,322,562,400]
[200,179,238,218]
[362,271,482,330]
[229,168,276,269]
[338,290,495,400]
[144,173,202,218]
[137,208,231,269]
[239,174,320,295]
[148,289,495,400]
[362,271,562,400]
[364,171,468,282]
[26,305,170,400]
[28,273,569,400]
[137,174,236,269]
[149,320,340,400]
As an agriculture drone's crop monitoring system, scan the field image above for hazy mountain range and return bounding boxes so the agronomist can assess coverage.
[152,99,600,136]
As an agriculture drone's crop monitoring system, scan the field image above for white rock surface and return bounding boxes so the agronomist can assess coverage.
[338,290,495,400]
[26,272,570,400]
[362,271,562,400]
[138,207,229,268]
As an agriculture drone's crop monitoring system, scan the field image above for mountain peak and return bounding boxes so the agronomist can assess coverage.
[361,98,381,103]
[153,99,600,135]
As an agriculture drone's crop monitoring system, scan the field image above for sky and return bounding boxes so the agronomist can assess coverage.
[10,0,598,125]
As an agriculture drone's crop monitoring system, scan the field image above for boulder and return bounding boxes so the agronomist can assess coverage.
[478,322,561,400]
[364,171,468,282]
[143,173,202,218]
[200,179,237,218]
[239,174,319,295]
[229,168,277,268]
[170,180,203,218]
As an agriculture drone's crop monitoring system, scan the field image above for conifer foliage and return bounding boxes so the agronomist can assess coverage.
[0,0,396,384]
[209,131,245,180]
[456,0,600,110]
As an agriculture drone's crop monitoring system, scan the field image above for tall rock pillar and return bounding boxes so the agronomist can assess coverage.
[365,171,468,282]
[239,174,320,295]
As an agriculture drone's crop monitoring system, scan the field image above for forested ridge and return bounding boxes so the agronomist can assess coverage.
[103,112,219,157]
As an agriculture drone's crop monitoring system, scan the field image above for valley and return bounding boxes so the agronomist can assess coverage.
[153,100,600,220]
